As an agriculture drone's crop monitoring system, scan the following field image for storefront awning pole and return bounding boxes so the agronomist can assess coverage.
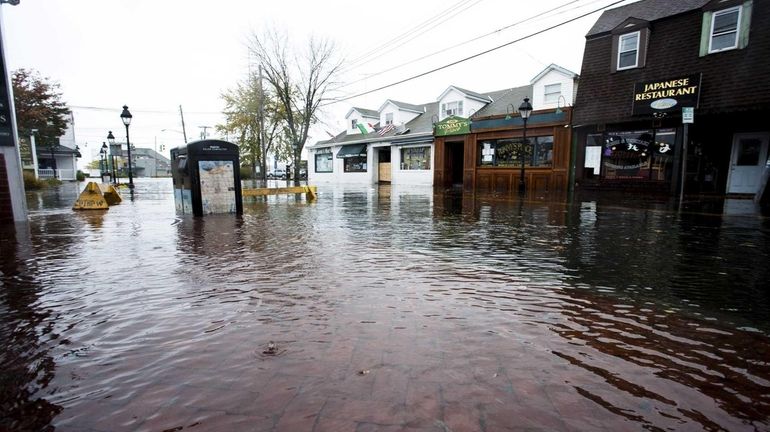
[678,123,689,210]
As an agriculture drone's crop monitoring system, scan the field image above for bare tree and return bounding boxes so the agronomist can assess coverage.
[249,28,342,185]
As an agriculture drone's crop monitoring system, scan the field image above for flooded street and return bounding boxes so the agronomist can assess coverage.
[2,178,770,431]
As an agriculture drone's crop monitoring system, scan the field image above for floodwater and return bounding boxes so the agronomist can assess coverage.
[1,178,769,432]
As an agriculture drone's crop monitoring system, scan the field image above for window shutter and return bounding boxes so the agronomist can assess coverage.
[459,101,463,115]
[738,0,753,49]
[699,12,713,56]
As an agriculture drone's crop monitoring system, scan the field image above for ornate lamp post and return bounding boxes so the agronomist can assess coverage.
[107,131,118,184]
[99,142,107,182]
[120,105,134,189]
[518,97,533,195]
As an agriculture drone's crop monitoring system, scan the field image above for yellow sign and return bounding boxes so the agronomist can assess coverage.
[72,182,109,210]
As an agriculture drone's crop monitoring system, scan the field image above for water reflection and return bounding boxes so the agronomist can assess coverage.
[0,178,768,430]
[0,224,62,431]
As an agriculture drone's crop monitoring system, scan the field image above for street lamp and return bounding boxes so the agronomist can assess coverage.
[518,97,533,195]
[107,130,118,184]
[120,105,134,189]
[100,142,107,182]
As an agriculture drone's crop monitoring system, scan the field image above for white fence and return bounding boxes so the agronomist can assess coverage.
[37,168,77,180]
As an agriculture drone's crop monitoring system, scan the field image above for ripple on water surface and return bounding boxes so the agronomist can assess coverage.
[1,179,769,431]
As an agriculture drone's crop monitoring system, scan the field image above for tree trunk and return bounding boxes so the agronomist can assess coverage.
[293,144,301,186]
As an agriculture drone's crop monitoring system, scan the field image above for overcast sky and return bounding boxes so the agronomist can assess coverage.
[1,0,635,166]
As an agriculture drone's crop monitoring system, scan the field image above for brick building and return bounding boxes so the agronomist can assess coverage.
[573,0,769,199]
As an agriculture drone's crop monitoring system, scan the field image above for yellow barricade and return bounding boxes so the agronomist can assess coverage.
[72,182,109,210]
[242,185,317,201]
[99,184,123,206]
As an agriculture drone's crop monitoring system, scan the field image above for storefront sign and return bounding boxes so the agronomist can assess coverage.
[434,116,470,136]
[632,74,701,116]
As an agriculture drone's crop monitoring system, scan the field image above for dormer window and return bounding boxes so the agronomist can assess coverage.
[385,113,393,125]
[442,101,464,117]
[351,119,358,130]
[709,6,741,53]
[617,31,640,70]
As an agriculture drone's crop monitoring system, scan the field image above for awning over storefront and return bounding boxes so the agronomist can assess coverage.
[392,136,433,146]
[336,144,367,158]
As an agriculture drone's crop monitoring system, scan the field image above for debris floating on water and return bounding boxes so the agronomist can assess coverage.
[263,341,277,355]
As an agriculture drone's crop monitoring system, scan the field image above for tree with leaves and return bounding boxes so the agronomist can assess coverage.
[12,69,71,148]
[249,28,342,185]
[217,72,290,180]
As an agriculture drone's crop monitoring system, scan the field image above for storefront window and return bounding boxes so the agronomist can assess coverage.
[601,129,676,181]
[478,136,554,167]
[344,157,367,172]
[315,151,333,173]
[400,146,431,170]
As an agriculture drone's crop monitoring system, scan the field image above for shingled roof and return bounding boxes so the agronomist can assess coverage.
[586,0,709,37]
[472,85,533,118]
[349,107,380,118]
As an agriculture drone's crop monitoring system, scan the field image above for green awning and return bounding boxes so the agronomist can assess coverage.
[336,144,367,158]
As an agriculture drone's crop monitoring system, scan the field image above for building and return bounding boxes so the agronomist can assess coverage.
[132,147,171,177]
[432,84,573,193]
[308,64,578,192]
[308,101,436,186]
[32,113,80,180]
[572,0,770,199]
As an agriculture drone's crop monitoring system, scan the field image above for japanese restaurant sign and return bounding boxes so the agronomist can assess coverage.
[632,74,701,116]
[434,116,471,136]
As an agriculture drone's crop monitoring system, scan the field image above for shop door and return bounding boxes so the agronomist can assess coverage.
[448,142,464,187]
[378,148,391,183]
[727,133,769,194]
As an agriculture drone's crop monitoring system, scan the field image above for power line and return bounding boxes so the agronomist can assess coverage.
[343,0,487,74]
[324,0,627,106]
[340,0,588,90]
[70,105,223,115]
[343,0,479,71]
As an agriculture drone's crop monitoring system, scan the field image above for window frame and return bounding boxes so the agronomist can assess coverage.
[708,6,742,53]
[443,101,464,117]
[544,83,562,104]
[314,151,333,173]
[351,119,358,130]
[617,31,640,71]
[477,136,554,168]
[385,113,394,125]
[343,156,367,173]
[399,146,431,171]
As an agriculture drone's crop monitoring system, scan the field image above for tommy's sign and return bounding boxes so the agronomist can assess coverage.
[632,74,701,116]
[434,116,471,136]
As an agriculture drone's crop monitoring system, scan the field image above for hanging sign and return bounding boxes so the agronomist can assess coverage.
[682,107,694,124]
[632,74,701,116]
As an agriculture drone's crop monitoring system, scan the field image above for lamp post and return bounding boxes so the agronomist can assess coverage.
[518,97,533,195]
[107,130,118,185]
[120,105,134,189]
[100,142,107,182]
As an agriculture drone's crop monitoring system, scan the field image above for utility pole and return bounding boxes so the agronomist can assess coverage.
[198,126,212,140]
[179,105,188,143]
